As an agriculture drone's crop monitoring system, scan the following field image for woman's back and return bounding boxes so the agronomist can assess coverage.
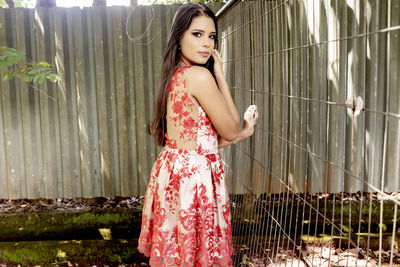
[166,65,218,153]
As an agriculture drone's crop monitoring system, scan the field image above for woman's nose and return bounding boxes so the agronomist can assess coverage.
[203,39,212,48]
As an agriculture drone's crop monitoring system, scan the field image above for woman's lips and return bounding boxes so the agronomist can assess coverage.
[199,52,210,57]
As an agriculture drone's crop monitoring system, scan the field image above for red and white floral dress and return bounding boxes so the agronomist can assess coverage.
[138,65,233,266]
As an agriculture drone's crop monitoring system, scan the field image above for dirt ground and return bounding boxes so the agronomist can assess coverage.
[0,197,144,215]
[2,195,400,266]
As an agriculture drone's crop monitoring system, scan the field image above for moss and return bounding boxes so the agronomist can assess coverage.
[0,209,142,241]
[230,198,400,241]
[301,234,348,242]
[71,212,124,226]
[0,239,147,265]
[1,208,141,228]
[0,241,58,265]
[338,223,353,233]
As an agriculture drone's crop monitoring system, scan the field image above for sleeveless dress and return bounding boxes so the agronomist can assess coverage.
[138,65,233,267]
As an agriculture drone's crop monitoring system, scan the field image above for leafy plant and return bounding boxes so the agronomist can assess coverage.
[0,46,60,84]
[150,0,226,4]
[0,0,34,8]
[240,254,255,267]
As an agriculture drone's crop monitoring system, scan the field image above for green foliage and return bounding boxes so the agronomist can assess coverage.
[0,0,34,8]
[150,0,226,4]
[0,46,60,84]
[0,239,141,265]
[240,254,255,267]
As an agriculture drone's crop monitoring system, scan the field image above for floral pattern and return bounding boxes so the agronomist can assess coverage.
[138,66,233,266]
[166,67,198,147]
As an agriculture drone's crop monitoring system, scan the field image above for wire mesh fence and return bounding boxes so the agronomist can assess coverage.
[218,0,400,266]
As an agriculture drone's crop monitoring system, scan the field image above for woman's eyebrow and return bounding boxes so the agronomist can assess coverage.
[191,29,216,34]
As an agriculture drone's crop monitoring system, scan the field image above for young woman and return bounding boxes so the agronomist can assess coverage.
[138,2,258,266]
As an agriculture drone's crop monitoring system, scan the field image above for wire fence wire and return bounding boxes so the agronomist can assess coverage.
[218,0,400,266]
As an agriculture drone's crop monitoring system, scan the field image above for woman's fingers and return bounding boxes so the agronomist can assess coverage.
[253,109,258,125]
[212,50,224,77]
[244,105,258,125]
[213,49,222,62]
[251,106,258,125]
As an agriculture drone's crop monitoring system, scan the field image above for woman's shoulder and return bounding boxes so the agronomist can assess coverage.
[187,66,219,99]
[187,65,214,83]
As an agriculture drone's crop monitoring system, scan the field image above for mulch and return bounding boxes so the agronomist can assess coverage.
[0,196,144,216]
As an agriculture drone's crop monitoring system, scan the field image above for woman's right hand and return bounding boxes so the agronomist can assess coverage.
[243,105,258,136]
[212,49,225,79]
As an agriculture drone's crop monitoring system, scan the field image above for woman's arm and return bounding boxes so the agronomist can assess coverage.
[218,128,251,148]
[211,50,258,147]
[212,50,239,125]
[187,59,258,142]
[218,105,258,148]
[188,66,240,141]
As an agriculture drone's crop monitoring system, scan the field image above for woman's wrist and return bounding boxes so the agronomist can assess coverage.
[215,75,229,93]
[218,122,254,148]
[243,120,254,138]
[214,70,225,82]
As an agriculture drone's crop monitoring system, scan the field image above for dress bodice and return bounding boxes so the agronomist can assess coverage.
[165,66,218,154]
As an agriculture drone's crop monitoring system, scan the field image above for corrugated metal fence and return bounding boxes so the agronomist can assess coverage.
[0,5,177,199]
[0,4,224,200]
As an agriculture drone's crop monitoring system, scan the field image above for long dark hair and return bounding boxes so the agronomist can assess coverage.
[150,2,218,146]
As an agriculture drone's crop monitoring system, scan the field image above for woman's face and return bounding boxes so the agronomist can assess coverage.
[179,15,216,66]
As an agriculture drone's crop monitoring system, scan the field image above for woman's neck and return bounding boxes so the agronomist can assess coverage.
[178,57,192,68]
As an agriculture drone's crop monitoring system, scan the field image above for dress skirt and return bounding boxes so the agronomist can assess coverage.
[137,146,233,267]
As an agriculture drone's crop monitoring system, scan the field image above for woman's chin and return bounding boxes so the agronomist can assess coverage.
[185,57,209,66]
[192,57,209,65]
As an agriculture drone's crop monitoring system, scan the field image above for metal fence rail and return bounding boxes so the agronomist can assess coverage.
[218,0,400,266]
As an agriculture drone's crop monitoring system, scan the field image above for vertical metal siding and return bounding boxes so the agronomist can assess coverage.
[0,5,231,199]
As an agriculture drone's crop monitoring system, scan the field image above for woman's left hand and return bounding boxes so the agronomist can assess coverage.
[243,105,259,137]
[212,49,224,78]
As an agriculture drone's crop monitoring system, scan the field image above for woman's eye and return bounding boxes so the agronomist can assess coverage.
[209,35,216,40]
[193,32,202,38]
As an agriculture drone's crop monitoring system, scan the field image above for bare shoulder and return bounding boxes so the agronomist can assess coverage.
[187,66,217,95]
[188,66,214,84]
